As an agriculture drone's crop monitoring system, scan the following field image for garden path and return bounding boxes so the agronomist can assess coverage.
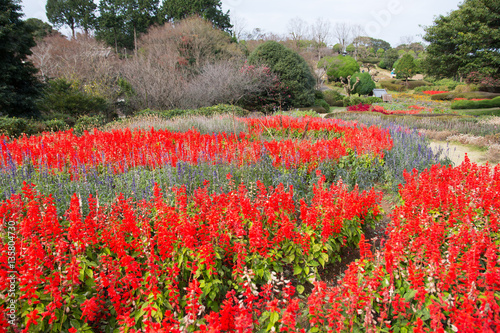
[430,141,498,166]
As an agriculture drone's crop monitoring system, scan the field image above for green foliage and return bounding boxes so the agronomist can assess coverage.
[248,41,316,108]
[0,116,69,137]
[351,72,375,96]
[380,80,407,92]
[322,90,344,106]
[345,44,355,54]
[74,114,106,134]
[342,96,383,107]
[423,0,500,79]
[332,43,342,53]
[162,0,231,32]
[430,91,499,101]
[0,0,42,117]
[24,18,56,40]
[319,55,360,81]
[383,48,399,70]
[37,78,110,125]
[432,78,462,90]
[96,0,160,51]
[136,104,250,119]
[395,54,417,81]
[314,99,330,112]
[46,0,97,37]
[451,96,500,109]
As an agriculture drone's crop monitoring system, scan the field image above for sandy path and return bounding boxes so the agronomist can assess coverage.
[430,141,497,166]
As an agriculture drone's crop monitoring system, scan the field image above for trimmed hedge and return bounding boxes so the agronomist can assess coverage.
[432,91,500,101]
[136,104,251,119]
[451,96,500,109]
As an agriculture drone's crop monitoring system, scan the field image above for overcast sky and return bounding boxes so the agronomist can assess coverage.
[20,0,463,47]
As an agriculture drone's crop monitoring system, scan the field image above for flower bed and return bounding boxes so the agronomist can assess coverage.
[423,90,449,95]
[347,103,431,115]
[0,116,392,174]
[0,176,381,332]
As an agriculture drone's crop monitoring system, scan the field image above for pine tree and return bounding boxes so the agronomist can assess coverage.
[0,0,41,117]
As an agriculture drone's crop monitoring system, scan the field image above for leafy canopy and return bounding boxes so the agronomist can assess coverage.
[395,54,417,81]
[0,0,41,117]
[46,0,97,37]
[351,72,375,96]
[319,55,360,81]
[423,0,500,79]
[248,41,316,108]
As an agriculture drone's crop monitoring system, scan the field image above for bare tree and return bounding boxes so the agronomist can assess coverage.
[311,17,331,60]
[287,17,309,49]
[231,14,248,41]
[332,22,352,53]
[29,33,120,99]
[350,24,364,59]
[182,61,276,108]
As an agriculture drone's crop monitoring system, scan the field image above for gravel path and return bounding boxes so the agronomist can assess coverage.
[430,141,497,166]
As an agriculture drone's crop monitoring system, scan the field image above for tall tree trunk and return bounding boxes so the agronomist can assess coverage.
[134,26,137,56]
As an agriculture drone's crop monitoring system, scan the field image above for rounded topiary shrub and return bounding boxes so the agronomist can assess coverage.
[350,72,376,96]
[248,41,316,109]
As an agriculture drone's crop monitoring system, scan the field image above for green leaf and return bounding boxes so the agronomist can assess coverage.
[293,265,302,275]
[297,284,305,294]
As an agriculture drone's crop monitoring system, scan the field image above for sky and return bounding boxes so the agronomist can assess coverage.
[19,0,464,47]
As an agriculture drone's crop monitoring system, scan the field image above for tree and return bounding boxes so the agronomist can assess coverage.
[395,54,416,85]
[0,0,41,117]
[287,16,309,49]
[162,0,231,32]
[248,41,316,108]
[332,22,352,53]
[350,72,375,95]
[24,18,58,40]
[46,0,97,37]
[319,55,359,82]
[310,17,331,60]
[332,43,342,54]
[423,0,500,80]
[383,48,399,70]
[96,0,160,52]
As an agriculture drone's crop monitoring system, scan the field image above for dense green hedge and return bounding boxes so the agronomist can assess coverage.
[0,117,69,137]
[431,91,500,101]
[451,96,500,109]
[136,104,251,119]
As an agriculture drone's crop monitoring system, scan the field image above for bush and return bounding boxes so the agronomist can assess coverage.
[37,78,110,126]
[351,72,375,96]
[431,91,500,101]
[42,118,69,132]
[248,41,316,108]
[451,96,500,109]
[433,78,462,90]
[405,80,431,89]
[136,104,251,120]
[74,115,106,135]
[314,99,330,112]
[319,55,360,81]
[0,117,52,137]
[343,96,362,107]
[378,60,386,69]
[380,80,407,92]
[362,96,383,104]
[323,90,344,106]
[454,84,479,93]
